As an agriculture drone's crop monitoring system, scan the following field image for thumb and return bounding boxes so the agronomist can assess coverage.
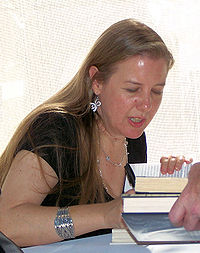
[168,199,185,227]
[125,189,135,195]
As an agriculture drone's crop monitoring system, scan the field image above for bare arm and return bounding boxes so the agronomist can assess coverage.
[0,150,123,247]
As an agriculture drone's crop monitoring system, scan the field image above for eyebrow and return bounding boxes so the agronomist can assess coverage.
[125,80,166,87]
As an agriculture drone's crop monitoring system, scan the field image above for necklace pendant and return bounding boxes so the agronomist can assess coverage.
[106,156,110,161]
[100,137,128,167]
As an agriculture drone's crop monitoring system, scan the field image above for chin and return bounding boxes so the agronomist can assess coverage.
[125,130,144,140]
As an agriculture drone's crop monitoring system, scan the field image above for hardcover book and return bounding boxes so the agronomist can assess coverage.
[112,163,200,245]
[112,194,200,245]
[130,163,191,193]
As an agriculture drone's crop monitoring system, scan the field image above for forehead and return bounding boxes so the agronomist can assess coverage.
[112,55,168,77]
[116,54,167,68]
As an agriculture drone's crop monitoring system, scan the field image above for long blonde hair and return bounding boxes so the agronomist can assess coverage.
[0,19,174,204]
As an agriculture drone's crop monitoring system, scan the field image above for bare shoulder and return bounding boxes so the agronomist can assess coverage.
[8,150,58,185]
[13,150,57,176]
[1,150,58,207]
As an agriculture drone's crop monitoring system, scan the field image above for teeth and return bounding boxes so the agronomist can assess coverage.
[130,117,142,123]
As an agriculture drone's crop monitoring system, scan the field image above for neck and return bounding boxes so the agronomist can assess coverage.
[98,122,125,143]
[98,124,128,168]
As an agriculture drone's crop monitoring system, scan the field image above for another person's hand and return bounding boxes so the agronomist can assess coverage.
[160,155,193,175]
[169,162,200,230]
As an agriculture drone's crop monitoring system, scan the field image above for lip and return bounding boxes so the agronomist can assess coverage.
[128,117,146,128]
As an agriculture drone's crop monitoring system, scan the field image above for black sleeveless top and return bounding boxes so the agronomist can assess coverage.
[16,112,147,237]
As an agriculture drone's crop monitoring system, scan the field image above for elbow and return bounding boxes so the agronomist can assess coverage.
[0,208,22,247]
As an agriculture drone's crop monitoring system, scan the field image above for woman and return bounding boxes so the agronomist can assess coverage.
[0,19,189,247]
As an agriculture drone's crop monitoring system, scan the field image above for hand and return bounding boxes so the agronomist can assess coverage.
[103,197,124,229]
[160,155,193,175]
[103,189,135,229]
[169,163,200,230]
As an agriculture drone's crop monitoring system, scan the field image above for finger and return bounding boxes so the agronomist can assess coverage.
[168,198,186,227]
[125,189,135,195]
[167,156,177,174]
[183,201,200,230]
[185,157,193,164]
[183,214,199,231]
[175,155,185,171]
[193,222,200,231]
[121,216,128,229]
[160,157,169,174]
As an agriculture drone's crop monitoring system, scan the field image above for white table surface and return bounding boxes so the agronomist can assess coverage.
[22,233,200,253]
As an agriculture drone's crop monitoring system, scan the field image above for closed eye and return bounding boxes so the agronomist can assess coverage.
[152,89,163,95]
[125,88,139,93]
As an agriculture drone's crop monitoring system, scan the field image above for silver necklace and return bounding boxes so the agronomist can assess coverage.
[97,161,109,192]
[101,140,128,167]
[97,159,126,197]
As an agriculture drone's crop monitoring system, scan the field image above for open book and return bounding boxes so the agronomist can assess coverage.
[122,211,200,245]
[112,163,200,245]
[129,163,191,193]
[112,194,200,245]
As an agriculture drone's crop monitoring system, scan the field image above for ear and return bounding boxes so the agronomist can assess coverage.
[89,66,103,95]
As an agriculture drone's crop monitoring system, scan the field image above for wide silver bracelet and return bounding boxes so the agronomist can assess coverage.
[54,207,75,240]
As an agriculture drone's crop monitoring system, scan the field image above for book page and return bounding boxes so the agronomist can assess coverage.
[123,194,179,213]
[128,163,190,193]
[122,213,200,244]
[130,163,192,178]
[135,177,188,193]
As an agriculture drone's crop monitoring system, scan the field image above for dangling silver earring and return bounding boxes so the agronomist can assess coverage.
[90,96,101,112]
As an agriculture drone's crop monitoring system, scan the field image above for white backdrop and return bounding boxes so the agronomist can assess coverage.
[0,0,200,162]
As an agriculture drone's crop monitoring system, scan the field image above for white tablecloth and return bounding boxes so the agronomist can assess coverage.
[22,233,200,253]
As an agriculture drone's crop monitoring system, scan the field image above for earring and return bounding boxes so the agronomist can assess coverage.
[90,96,101,112]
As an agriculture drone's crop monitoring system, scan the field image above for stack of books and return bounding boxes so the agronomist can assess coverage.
[112,163,200,245]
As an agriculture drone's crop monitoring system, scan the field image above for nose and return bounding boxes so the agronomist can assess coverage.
[136,94,152,112]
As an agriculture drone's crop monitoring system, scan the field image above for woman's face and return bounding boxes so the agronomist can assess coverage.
[92,55,168,139]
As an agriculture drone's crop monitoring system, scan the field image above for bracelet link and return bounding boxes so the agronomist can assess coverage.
[54,207,75,239]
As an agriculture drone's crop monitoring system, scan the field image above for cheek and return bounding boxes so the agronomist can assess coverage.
[119,96,135,111]
[155,96,162,107]
[152,98,162,113]
[110,94,129,107]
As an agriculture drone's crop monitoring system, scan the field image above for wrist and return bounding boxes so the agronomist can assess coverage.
[187,163,200,192]
[101,198,123,229]
[98,202,112,229]
[189,163,200,180]
[54,207,75,240]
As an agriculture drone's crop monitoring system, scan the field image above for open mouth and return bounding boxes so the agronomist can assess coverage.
[129,117,143,123]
